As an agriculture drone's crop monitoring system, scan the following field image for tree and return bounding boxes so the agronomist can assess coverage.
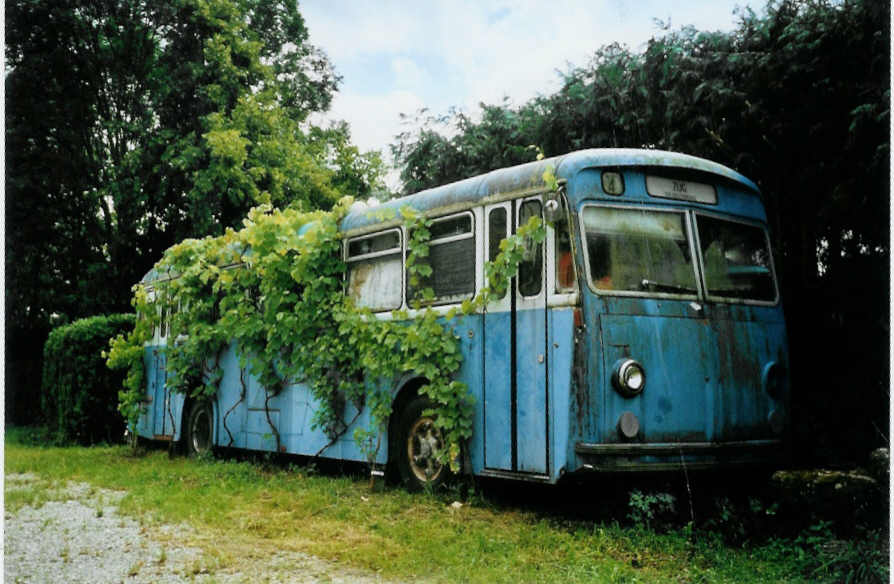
[5,0,384,424]
[6,1,150,421]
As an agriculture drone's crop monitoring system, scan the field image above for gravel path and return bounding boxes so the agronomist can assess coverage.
[5,473,398,584]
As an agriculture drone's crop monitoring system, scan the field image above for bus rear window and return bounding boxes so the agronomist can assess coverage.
[696,215,776,302]
[582,206,697,296]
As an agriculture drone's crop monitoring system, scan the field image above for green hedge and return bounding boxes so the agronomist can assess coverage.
[41,314,135,444]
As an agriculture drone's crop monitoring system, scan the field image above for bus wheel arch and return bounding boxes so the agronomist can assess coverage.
[183,397,215,457]
[387,378,424,482]
[389,379,449,491]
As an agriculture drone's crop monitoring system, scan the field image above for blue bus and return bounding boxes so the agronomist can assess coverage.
[136,148,789,488]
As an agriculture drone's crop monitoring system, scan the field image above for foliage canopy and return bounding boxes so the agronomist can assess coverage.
[6,0,388,325]
[6,0,385,422]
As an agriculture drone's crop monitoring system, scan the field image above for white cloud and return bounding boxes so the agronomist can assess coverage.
[301,2,431,62]
[302,0,764,160]
[390,56,430,91]
[318,90,426,154]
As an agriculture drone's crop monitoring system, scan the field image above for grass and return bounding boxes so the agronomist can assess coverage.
[3,427,872,583]
[5,473,74,514]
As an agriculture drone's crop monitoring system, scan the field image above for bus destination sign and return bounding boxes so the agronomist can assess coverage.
[645,175,717,204]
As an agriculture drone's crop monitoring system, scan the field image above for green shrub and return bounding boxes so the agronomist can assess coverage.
[703,495,779,545]
[627,489,677,531]
[41,314,135,444]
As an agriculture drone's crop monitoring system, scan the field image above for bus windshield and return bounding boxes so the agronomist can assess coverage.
[582,205,778,303]
[582,206,697,295]
[696,214,776,302]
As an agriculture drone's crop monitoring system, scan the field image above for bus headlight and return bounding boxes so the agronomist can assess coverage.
[612,359,646,397]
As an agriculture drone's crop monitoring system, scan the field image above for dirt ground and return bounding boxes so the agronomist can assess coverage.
[4,473,400,584]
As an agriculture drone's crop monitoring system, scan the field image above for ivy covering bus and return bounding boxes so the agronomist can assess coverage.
[112,148,789,490]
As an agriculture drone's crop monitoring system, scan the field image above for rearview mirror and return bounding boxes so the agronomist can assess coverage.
[543,186,566,225]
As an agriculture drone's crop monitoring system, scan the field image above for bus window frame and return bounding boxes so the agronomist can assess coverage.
[345,227,405,313]
[545,194,580,307]
[406,210,477,307]
[517,197,545,299]
[578,202,702,301]
[484,202,512,312]
[345,228,403,263]
[691,211,781,307]
[143,288,159,345]
[142,287,173,345]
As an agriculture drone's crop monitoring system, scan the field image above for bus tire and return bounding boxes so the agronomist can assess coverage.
[185,400,214,457]
[396,395,449,491]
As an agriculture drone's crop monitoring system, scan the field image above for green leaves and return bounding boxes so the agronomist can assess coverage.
[111,194,549,471]
[205,128,250,166]
[7,2,384,419]
[47,314,136,443]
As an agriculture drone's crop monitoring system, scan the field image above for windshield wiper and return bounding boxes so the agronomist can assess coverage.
[640,279,697,294]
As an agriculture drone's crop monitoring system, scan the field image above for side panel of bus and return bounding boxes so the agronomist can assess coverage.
[206,341,384,462]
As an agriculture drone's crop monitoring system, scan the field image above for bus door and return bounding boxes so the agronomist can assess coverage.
[483,197,548,474]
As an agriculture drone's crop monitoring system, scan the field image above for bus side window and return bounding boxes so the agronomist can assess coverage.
[488,208,507,299]
[346,230,403,312]
[518,200,542,297]
[407,213,475,304]
[158,306,168,340]
[555,219,576,292]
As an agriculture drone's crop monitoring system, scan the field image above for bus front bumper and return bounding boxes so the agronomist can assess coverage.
[574,439,786,472]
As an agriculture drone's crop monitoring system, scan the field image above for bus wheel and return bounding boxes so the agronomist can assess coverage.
[396,396,448,491]
[186,400,213,457]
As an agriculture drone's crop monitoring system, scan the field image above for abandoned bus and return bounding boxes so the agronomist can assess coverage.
[136,148,789,488]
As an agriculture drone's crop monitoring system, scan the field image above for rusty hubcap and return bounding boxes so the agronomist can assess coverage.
[407,416,444,483]
[191,407,211,453]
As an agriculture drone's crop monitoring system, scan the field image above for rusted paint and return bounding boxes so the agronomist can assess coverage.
[346,257,402,310]
[571,324,590,431]
[608,343,632,358]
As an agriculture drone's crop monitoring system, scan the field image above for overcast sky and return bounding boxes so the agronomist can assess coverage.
[302,1,765,159]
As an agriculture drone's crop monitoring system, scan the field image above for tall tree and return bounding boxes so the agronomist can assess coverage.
[6,0,384,423]
[6,1,151,421]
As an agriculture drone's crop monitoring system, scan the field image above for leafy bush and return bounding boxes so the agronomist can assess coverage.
[703,495,780,545]
[627,490,677,530]
[42,314,135,444]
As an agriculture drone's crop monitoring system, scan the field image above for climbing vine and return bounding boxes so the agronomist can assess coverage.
[108,166,552,471]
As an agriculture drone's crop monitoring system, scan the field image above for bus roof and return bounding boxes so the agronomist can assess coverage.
[141,149,759,284]
[340,148,759,234]
[140,240,249,285]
